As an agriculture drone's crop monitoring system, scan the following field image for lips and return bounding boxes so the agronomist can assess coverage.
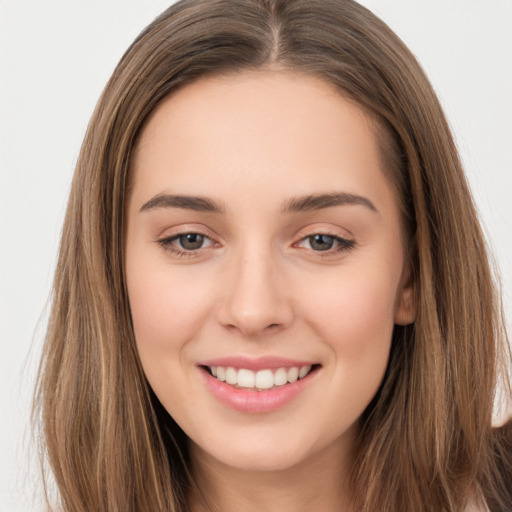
[198,357,321,413]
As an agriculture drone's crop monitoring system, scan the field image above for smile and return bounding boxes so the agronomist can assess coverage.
[198,359,321,413]
[206,365,314,390]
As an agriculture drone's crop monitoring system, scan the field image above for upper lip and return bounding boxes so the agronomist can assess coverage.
[198,356,318,372]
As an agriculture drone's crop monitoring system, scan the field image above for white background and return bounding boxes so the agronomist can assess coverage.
[1,1,511,510]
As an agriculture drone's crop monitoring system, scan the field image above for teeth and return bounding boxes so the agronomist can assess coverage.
[287,367,299,383]
[274,367,288,386]
[238,369,255,388]
[255,369,274,389]
[225,367,237,385]
[298,365,310,379]
[208,365,313,390]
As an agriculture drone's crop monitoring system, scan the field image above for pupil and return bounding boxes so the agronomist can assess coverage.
[310,234,334,251]
[180,233,204,250]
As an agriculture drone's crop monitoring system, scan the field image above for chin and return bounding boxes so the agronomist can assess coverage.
[215,449,310,473]
[191,428,328,474]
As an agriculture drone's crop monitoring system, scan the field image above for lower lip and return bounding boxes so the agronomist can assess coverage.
[200,367,319,413]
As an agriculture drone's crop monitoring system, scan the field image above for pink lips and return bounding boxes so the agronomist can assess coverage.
[198,357,319,414]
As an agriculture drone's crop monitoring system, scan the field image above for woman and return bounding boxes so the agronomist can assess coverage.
[34,0,512,510]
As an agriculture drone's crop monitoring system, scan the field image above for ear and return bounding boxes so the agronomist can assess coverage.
[394,260,417,326]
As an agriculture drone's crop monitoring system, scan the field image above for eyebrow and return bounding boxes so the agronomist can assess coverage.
[139,191,378,215]
[140,193,225,214]
[281,192,378,214]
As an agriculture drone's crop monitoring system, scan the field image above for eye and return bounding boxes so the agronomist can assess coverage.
[176,233,208,250]
[307,234,336,251]
[158,232,216,256]
[296,233,356,254]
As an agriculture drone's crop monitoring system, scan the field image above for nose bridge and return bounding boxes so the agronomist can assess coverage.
[219,241,292,336]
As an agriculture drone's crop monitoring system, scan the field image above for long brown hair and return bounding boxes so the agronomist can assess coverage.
[34,1,512,510]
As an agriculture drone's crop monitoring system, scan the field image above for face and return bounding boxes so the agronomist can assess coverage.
[126,70,415,474]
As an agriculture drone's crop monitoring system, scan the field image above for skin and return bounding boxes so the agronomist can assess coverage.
[126,69,416,512]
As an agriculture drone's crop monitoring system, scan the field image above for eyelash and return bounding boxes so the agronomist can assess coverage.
[295,233,356,255]
[157,231,356,258]
[157,232,216,258]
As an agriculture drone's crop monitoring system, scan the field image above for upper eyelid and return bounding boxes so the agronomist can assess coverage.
[158,231,217,248]
[297,233,351,243]
[156,224,218,241]
[294,228,354,244]
[156,225,354,242]
[291,219,354,237]
[294,234,355,250]
[160,231,214,241]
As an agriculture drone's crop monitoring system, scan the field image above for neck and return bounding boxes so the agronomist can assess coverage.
[188,431,356,512]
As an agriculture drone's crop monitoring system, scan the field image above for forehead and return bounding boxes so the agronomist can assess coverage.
[130,70,394,215]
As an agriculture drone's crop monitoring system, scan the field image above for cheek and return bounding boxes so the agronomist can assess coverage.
[126,251,213,358]
[310,274,396,342]
[279,266,400,450]
[300,266,398,383]
[126,263,218,414]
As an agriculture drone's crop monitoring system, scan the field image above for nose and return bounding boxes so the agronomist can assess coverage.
[216,246,294,337]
